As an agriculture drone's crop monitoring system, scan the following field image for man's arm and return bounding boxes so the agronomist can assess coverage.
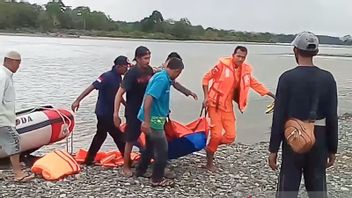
[325,76,338,168]
[71,85,95,112]
[269,76,288,153]
[202,85,209,108]
[113,87,126,127]
[202,64,220,106]
[121,97,127,107]
[326,76,338,154]
[268,75,288,171]
[250,75,275,99]
[114,69,135,126]
[266,92,276,100]
[141,95,153,134]
[71,73,108,112]
[172,81,198,100]
[0,76,7,103]
[172,81,191,96]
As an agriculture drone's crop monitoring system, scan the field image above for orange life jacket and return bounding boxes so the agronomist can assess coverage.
[206,57,269,112]
[31,150,80,181]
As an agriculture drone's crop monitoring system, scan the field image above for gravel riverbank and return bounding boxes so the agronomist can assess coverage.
[1,114,351,198]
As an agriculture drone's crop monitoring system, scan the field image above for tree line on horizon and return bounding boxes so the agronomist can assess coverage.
[0,0,351,45]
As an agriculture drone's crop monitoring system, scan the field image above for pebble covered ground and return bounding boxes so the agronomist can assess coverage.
[0,114,351,198]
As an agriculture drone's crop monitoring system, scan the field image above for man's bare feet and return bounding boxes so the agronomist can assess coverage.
[204,149,217,172]
[204,164,217,172]
[121,166,133,177]
[14,172,35,182]
[129,159,139,168]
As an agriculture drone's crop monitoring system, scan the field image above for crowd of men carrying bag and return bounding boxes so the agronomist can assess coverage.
[1,31,338,197]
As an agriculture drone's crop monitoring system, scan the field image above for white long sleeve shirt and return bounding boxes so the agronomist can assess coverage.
[0,65,16,127]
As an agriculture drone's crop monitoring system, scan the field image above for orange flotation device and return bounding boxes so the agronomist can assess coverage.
[74,149,140,168]
[31,150,80,181]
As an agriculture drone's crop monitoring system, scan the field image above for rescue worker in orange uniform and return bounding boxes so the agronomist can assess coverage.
[202,46,275,171]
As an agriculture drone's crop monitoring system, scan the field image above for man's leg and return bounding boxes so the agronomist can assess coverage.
[304,126,328,198]
[150,129,171,186]
[221,111,236,145]
[0,127,33,182]
[205,106,223,171]
[122,142,134,176]
[85,117,108,165]
[122,115,142,177]
[10,154,34,181]
[108,121,126,156]
[135,132,154,176]
[276,142,304,198]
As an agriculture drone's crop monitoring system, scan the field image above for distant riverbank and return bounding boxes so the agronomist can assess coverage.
[0,31,276,45]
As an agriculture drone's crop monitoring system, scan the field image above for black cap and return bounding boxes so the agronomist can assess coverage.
[134,46,151,61]
[114,56,130,66]
[166,52,182,61]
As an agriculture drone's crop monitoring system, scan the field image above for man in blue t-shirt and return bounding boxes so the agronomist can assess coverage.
[135,57,184,187]
[71,56,130,165]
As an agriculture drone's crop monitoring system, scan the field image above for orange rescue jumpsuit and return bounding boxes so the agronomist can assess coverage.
[202,57,269,153]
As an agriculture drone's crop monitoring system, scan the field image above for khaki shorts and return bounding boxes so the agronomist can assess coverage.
[0,126,21,156]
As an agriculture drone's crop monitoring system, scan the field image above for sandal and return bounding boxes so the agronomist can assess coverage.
[151,178,175,187]
[14,173,35,183]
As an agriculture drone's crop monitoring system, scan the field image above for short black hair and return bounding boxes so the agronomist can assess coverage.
[166,52,182,61]
[233,46,248,54]
[167,57,184,70]
[295,47,319,57]
[114,56,129,66]
[134,46,151,60]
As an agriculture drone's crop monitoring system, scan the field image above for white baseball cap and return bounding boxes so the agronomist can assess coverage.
[291,31,319,51]
[5,51,21,60]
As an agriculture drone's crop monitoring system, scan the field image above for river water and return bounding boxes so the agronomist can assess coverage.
[1,35,351,154]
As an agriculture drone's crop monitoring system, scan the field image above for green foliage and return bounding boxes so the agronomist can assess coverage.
[0,1,348,45]
[0,1,42,29]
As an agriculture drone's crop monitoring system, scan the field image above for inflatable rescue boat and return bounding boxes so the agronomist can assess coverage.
[0,106,75,159]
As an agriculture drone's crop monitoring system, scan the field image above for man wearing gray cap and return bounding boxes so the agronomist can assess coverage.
[268,32,338,197]
[0,51,34,182]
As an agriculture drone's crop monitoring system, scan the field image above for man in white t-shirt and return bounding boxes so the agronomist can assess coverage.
[0,51,34,182]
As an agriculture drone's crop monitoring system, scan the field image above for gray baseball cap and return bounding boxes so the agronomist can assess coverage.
[291,31,319,51]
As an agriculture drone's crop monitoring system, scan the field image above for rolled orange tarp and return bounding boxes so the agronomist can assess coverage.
[74,149,140,168]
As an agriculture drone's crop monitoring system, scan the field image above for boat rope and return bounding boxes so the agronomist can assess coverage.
[29,106,75,155]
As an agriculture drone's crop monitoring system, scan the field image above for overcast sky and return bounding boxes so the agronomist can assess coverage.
[26,0,350,37]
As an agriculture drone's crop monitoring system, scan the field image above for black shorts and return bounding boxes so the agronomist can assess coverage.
[125,114,142,143]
